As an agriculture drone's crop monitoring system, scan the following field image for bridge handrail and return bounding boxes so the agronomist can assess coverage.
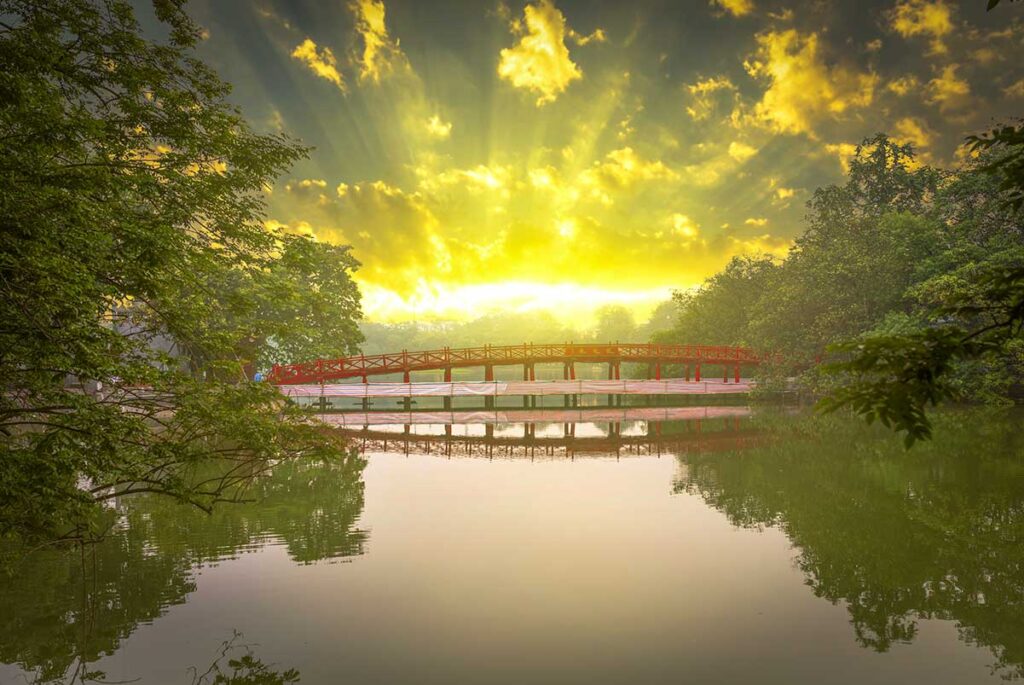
[268,342,769,385]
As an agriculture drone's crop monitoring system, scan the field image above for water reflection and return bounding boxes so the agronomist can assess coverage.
[2,407,1023,684]
[326,405,765,459]
[675,410,1024,680]
[0,454,366,684]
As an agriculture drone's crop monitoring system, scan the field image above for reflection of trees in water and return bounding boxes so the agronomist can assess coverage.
[675,411,1024,679]
[0,454,367,683]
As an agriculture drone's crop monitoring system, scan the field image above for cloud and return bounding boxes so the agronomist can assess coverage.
[887,0,954,55]
[272,146,708,302]
[685,76,737,120]
[425,164,512,193]
[775,187,795,200]
[893,116,933,150]
[349,0,409,83]
[568,27,607,46]
[743,29,877,137]
[498,0,599,105]
[291,38,347,91]
[670,213,701,240]
[712,0,754,17]
[285,178,328,191]
[278,179,442,290]
[926,64,971,113]
[728,141,758,162]
[886,75,920,96]
[424,115,452,139]
[824,142,858,172]
[744,217,768,226]
[1004,79,1024,98]
[578,147,679,203]
[727,233,791,258]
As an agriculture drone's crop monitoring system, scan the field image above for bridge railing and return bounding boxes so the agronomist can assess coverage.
[268,342,767,385]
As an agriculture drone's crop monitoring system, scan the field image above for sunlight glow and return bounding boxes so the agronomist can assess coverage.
[358,280,677,326]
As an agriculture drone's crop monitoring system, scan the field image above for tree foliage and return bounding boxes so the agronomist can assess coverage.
[663,130,1024,445]
[0,0,363,543]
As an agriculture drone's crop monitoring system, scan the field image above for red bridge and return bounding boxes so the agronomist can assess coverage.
[268,343,766,385]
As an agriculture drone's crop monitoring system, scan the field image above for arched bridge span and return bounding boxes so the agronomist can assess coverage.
[268,343,767,385]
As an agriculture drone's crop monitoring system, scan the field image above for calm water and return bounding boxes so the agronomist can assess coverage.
[2,407,1024,684]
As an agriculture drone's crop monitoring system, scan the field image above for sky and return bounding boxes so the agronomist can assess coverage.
[177,0,1023,325]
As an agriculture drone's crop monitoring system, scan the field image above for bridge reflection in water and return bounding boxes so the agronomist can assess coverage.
[320,405,765,459]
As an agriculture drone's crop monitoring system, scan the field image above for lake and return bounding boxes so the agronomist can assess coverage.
[2,406,1023,684]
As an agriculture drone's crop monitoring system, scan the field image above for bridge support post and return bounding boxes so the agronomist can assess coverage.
[735,364,741,383]
[443,367,451,382]
[695,363,701,382]
[723,366,729,383]
[529,364,535,381]
[685,365,690,382]
[485,365,494,382]
[655,362,661,380]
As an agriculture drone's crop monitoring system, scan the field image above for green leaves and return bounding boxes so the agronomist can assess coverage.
[966,122,1024,214]
[819,330,969,447]
[820,251,1024,447]
[0,0,361,543]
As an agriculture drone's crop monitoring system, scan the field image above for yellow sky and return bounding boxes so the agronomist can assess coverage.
[216,0,1024,322]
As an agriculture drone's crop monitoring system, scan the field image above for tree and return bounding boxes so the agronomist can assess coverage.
[822,132,1024,444]
[0,0,362,544]
[670,255,778,347]
[818,0,1024,446]
[591,304,636,342]
[749,136,943,364]
[639,300,679,342]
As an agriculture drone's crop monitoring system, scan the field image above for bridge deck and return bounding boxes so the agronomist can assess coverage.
[280,378,755,398]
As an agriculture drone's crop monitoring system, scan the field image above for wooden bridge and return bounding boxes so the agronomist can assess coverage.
[268,343,766,385]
